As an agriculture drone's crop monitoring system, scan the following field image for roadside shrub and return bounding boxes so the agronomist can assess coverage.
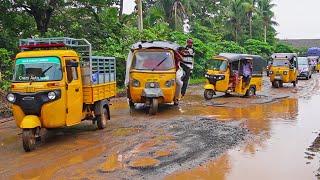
[0,48,12,90]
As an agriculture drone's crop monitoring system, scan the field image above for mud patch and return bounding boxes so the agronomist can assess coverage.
[111,118,248,179]
[306,133,320,179]
[0,90,12,118]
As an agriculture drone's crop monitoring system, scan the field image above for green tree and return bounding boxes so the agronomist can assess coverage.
[244,39,273,57]
[0,49,12,90]
[226,0,246,42]
[257,0,278,42]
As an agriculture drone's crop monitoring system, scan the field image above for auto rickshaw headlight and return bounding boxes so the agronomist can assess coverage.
[283,71,288,75]
[48,91,56,100]
[7,93,16,103]
[165,79,175,87]
[269,71,273,75]
[205,74,210,78]
[132,79,140,87]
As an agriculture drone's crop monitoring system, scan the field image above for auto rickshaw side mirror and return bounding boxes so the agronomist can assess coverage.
[66,61,79,68]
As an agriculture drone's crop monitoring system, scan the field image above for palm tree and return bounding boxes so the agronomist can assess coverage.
[243,0,256,39]
[172,0,187,30]
[257,0,278,42]
[119,0,123,17]
[150,0,187,30]
[227,0,246,42]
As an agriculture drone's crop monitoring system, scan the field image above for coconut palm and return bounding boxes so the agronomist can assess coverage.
[243,0,256,38]
[149,0,187,30]
[257,0,278,42]
[226,0,246,42]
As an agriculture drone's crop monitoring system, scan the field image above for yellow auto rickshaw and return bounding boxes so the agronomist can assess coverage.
[307,56,320,72]
[7,37,116,152]
[125,41,182,115]
[204,53,265,100]
[269,53,298,88]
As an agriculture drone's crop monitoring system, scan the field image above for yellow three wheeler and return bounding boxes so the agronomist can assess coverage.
[7,37,116,152]
[204,53,265,100]
[126,41,182,115]
[269,53,298,88]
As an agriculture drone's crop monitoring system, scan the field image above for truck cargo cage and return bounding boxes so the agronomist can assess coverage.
[82,56,116,85]
[19,37,116,85]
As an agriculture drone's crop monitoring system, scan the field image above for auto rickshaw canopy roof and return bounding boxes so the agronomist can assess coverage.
[130,41,182,52]
[271,53,297,60]
[214,53,266,73]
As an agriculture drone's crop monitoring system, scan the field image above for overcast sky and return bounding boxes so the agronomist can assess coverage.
[123,0,320,39]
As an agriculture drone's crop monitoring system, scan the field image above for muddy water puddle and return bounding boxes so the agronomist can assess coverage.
[1,76,320,179]
[168,95,320,180]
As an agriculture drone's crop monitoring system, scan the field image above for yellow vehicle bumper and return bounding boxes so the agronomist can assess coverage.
[20,115,41,129]
[204,84,215,90]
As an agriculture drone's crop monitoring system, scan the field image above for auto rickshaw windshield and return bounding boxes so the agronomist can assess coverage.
[131,51,175,71]
[209,59,228,71]
[272,59,290,67]
[298,57,309,65]
[13,56,62,82]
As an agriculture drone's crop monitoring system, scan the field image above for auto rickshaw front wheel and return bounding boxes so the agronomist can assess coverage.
[293,80,298,87]
[272,81,280,88]
[204,89,215,100]
[97,106,109,130]
[22,129,36,152]
[149,98,158,115]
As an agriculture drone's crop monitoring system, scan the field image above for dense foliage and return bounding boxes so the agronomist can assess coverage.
[0,0,297,88]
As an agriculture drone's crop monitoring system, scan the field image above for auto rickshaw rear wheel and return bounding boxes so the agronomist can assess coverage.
[149,98,158,115]
[245,87,256,97]
[22,129,36,152]
[97,106,109,130]
[204,89,215,100]
[293,80,297,87]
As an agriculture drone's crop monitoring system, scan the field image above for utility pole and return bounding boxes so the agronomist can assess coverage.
[136,0,143,31]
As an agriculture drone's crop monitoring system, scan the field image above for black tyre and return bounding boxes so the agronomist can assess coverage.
[97,106,109,130]
[293,80,297,87]
[204,89,215,100]
[279,81,284,88]
[22,129,36,152]
[173,99,179,106]
[245,87,256,97]
[272,81,280,88]
[128,100,135,108]
[149,98,158,115]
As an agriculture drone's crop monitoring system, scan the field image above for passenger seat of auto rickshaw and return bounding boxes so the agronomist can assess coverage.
[228,62,239,90]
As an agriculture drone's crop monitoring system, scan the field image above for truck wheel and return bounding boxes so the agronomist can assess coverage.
[149,98,158,115]
[22,129,36,152]
[204,89,215,100]
[245,87,256,97]
[97,107,109,130]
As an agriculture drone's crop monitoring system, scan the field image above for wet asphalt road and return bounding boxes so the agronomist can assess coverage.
[1,75,320,180]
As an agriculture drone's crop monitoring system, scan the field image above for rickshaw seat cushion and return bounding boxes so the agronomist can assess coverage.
[142,88,164,98]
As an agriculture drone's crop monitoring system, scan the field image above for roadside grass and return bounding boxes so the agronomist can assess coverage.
[189,78,206,85]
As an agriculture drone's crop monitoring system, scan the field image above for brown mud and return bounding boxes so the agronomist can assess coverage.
[1,75,320,179]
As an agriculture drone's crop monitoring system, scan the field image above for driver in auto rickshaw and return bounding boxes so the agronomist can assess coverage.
[242,58,253,87]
